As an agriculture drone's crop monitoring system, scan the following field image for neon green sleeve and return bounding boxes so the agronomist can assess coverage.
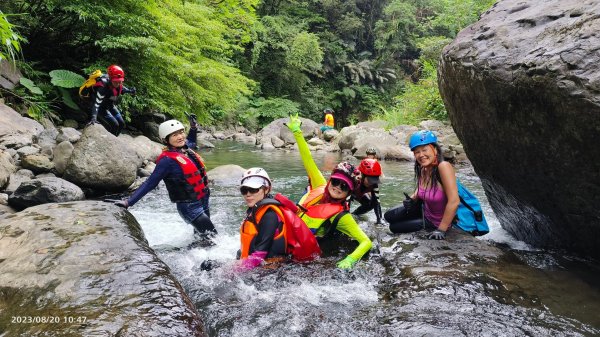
[335,213,372,261]
[292,131,326,188]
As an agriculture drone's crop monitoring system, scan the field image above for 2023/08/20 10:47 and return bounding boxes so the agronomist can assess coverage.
[11,316,88,324]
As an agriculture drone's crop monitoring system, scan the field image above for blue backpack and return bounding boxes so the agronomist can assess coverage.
[454,180,489,236]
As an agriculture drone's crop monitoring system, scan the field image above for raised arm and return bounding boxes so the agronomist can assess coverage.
[286,114,326,188]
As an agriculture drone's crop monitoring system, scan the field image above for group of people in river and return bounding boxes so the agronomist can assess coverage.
[101,93,459,271]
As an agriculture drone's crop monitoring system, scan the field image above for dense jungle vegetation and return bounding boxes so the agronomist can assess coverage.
[0,0,495,130]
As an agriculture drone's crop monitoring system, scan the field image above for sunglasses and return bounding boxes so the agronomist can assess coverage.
[330,178,350,192]
[240,186,261,195]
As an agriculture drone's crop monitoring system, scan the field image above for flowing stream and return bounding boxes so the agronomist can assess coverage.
[130,140,599,337]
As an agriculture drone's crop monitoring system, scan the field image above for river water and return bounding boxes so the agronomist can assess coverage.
[130,140,599,337]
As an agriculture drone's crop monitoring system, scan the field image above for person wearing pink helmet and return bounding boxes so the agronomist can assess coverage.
[286,114,372,270]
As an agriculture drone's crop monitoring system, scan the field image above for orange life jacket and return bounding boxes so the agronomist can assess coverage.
[240,197,321,262]
[156,149,208,201]
[298,185,348,234]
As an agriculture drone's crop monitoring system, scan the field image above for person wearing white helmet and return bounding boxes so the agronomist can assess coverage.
[237,168,287,270]
[109,115,216,242]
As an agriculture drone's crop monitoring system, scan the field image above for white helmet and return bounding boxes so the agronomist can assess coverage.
[158,120,185,141]
[241,167,272,188]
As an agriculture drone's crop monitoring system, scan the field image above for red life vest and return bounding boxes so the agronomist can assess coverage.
[156,149,208,201]
[94,77,122,97]
[240,197,321,262]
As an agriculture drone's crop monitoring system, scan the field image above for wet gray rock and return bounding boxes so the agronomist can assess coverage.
[207,164,245,186]
[8,177,85,210]
[0,201,206,336]
[438,0,600,257]
[0,104,44,137]
[0,133,33,149]
[56,127,81,143]
[120,133,163,162]
[5,169,34,194]
[337,125,411,160]
[52,140,74,175]
[16,145,41,157]
[322,128,339,141]
[271,136,285,148]
[0,150,17,189]
[34,127,59,149]
[63,125,140,191]
[257,117,319,147]
[21,154,55,174]
[234,133,257,144]
[0,59,22,90]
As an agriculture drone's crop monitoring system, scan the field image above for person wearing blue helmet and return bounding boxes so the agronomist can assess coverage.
[383,130,460,240]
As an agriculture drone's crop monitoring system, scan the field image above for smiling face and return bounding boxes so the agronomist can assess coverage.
[412,144,437,167]
[167,129,186,148]
[327,178,350,200]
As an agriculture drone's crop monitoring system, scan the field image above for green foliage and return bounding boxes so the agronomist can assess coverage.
[241,97,300,129]
[19,77,42,95]
[425,0,497,37]
[383,60,446,126]
[416,36,452,65]
[0,0,497,129]
[287,32,323,73]
[0,11,24,63]
[49,70,85,88]
[1,0,258,124]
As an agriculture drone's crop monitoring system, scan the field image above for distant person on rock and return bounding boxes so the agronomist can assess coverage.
[286,114,372,270]
[351,158,383,224]
[320,108,335,134]
[87,65,136,136]
[384,130,459,240]
[109,115,216,242]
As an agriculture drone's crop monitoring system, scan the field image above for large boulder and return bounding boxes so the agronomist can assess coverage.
[0,201,206,336]
[438,0,600,257]
[63,125,141,191]
[8,177,85,210]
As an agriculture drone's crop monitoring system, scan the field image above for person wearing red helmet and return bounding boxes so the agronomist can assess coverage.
[351,158,383,224]
[87,64,136,136]
[286,114,372,270]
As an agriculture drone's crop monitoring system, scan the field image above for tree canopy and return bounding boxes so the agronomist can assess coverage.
[0,0,495,128]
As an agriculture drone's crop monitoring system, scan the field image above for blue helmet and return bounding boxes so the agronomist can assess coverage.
[409,130,438,150]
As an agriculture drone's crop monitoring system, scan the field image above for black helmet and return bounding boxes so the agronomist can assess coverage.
[323,108,334,114]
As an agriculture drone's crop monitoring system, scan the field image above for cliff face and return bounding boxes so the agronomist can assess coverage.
[438,0,600,257]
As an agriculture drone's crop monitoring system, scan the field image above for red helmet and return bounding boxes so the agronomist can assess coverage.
[359,158,382,176]
[107,65,125,82]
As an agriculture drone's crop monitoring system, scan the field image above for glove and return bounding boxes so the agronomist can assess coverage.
[104,198,129,209]
[428,230,446,240]
[284,113,302,134]
[403,192,417,213]
[186,112,198,128]
[130,87,137,95]
[336,256,358,270]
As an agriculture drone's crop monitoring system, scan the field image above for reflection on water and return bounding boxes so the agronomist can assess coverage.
[130,140,599,336]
